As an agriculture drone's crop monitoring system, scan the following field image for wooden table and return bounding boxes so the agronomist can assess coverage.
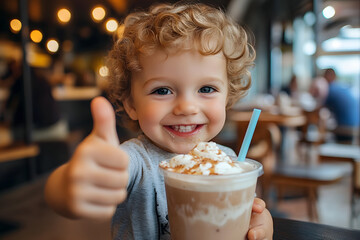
[0,124,12,147]
[52,86,101,101]
[273,217,360,240]
[319,143,360,162]
[228,110,306,128]
[0,144,39,163]
[0,143,40,180]
[228,110,306,162]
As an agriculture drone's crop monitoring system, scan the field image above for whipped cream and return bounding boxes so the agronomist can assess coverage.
[160,142,253,175]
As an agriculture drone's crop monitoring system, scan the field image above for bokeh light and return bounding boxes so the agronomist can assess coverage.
[47,39,59,53]
[30,30,43,43]
[57,8,71,23]
[92,6,106,22]
[99,65,109,77]
[105,18,118,33]
[10,19,22,33]
[322,6,335,19]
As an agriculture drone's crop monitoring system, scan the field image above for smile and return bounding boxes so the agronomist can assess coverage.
[172,125,197,132]
[165,124,203,136]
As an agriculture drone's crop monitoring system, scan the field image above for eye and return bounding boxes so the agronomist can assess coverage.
[199,86,216,94]
[151,87,172,95]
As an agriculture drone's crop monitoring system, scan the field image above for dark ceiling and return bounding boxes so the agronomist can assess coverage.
[0,0,315,53]
[0,0,235,53]
[1,0,357,55]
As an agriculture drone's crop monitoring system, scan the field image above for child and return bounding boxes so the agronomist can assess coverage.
[45,3,273,239]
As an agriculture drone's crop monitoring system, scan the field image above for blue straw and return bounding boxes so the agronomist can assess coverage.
[237,109,261,162]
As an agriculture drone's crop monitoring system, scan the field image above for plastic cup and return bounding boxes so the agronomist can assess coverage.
[160,158,263,240]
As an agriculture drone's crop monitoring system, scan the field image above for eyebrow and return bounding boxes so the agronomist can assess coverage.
[144,76,226,85]
[198,77,227,87]
[141,77,171,87]
[143,77,169,83]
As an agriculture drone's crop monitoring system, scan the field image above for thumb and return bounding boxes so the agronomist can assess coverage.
[91,96,119,146]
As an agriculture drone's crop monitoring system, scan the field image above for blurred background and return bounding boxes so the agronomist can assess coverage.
[0,0,359,239]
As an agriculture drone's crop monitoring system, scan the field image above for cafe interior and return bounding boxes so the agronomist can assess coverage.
[0,0,359,239]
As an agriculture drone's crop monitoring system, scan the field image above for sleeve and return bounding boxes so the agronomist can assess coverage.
[119,139,144,193]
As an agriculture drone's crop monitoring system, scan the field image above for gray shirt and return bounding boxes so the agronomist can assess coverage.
[111,135,235,240]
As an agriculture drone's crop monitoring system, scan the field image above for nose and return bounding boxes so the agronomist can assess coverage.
[173,96,199,116]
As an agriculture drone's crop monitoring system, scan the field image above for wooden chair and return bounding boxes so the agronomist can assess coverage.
[297,107,330,164]
[235,122,347,222]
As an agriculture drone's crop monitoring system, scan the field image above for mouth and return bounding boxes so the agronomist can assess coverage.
[164,124,203,136]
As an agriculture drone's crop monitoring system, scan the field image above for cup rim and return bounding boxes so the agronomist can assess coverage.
[159,158,263,180]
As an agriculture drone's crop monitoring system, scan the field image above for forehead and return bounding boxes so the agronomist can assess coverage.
[134,49,227,80]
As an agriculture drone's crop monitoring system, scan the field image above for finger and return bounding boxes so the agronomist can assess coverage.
[75,139,129,170]
[90,168,129,189]
[252,198,266,213]
[73,184,127,209]
[248,208,273,239]
[75,201,117,219]
[247,226,266,240]
[91,96,119,146]
[85,187,128,206]
[91,140,129,170]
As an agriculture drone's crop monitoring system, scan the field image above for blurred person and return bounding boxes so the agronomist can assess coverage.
[0,59,21,88]
[323,68,360,142]
[282,74,299,99]
[79,70,96,86]
[47,59,76,87]
[309,70,330,106]
[0,59,21,122]
[4,64,68,142]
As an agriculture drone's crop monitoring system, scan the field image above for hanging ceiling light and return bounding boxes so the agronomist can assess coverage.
[10,19,22,33]
[57,8,71,23]
[30,30,43,43]
[47,39,59,53]
[105,18,118,33]
[92,6,106,22]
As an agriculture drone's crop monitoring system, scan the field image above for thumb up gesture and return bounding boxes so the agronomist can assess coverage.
[45,97,129,219]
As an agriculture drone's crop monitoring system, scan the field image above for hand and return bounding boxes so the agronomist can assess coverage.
[247,198,273,240]
[52,96,129,219]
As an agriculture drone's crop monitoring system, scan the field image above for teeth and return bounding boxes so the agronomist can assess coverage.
[172,125,197,133]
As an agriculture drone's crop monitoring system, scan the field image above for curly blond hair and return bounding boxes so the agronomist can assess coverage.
[107,2,255,130]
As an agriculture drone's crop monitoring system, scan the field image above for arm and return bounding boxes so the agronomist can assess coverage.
[44,97,129,219]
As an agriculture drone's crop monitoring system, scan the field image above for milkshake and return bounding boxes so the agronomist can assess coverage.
[160,142,263,240]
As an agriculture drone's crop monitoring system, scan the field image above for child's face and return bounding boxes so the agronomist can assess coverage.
[124,49,228,154]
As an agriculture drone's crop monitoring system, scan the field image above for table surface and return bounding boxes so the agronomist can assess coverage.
[273,217,360,240]
[228,110,306,128]
[52,86,101,101]
[319,143,360,160]
[0,124,12,147]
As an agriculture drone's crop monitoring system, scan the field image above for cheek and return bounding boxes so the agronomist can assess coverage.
[137,103,165,126]
[207,100,227,127]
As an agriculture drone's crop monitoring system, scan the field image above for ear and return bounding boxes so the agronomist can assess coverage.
[123,98,138,120]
